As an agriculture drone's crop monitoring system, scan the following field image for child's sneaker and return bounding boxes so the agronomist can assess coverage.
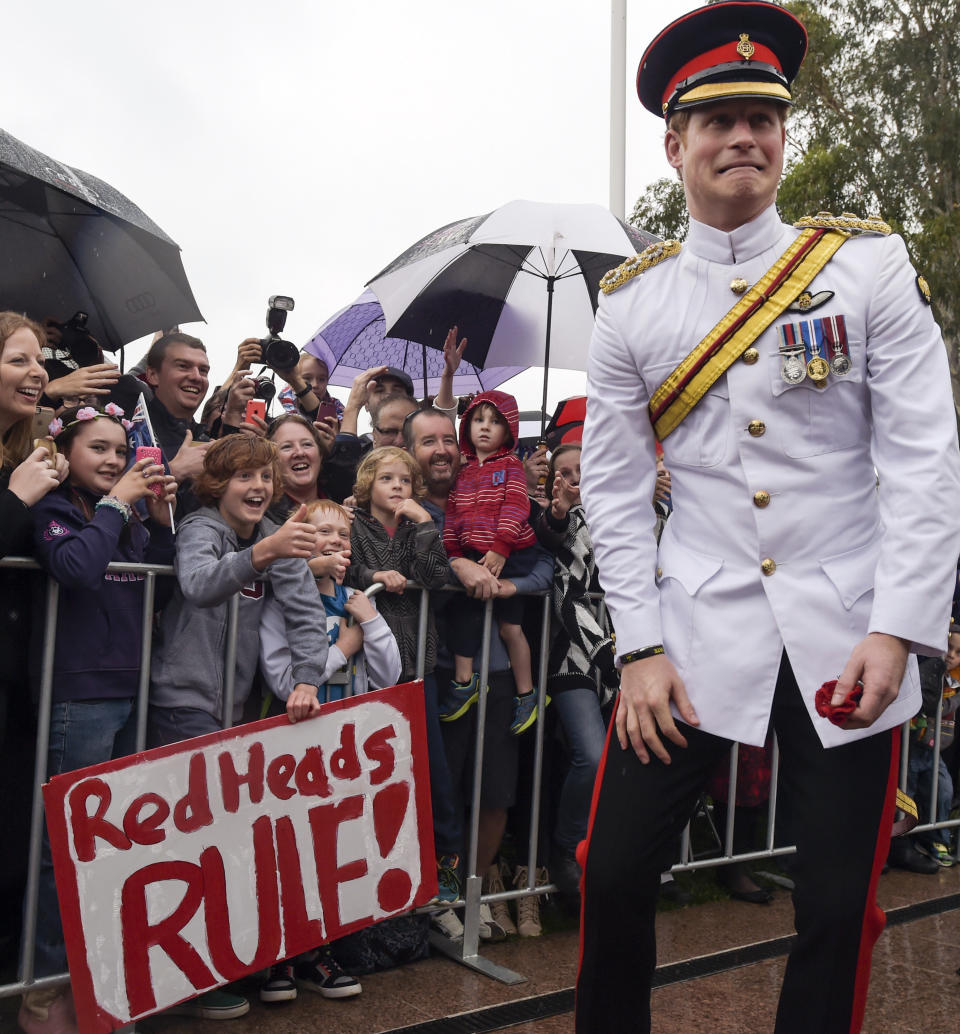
[166,988,250,1019]
[432,853,461,904]
[259,961,297,1002]
[511,692,550,735]
[478,902,508,942]
[295,945,361,998]
[920,841,955,867]
[440,673,481,721]
[430,907,464,942]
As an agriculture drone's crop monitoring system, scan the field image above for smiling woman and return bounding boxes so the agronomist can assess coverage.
[266,414,329,517]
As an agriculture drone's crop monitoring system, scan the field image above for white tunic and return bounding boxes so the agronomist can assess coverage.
[580,203,960,747]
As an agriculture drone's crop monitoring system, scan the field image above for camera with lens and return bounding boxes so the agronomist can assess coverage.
[260,295,299,372]
[253,374,276,403]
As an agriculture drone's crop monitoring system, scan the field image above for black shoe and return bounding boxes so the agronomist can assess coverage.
[550,848,582,897]
[888,838,940,874]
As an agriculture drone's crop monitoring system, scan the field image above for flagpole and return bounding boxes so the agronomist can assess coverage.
[137,393,176,533]
[610,0,627,219]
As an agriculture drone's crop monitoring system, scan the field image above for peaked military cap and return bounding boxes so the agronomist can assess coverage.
[637,1,808,119]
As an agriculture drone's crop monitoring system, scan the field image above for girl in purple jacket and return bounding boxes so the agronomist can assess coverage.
[20,405,176,1034]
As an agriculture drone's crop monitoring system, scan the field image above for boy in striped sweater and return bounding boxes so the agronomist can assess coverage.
[441,390,542,734]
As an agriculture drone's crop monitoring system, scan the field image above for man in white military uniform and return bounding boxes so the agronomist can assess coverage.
[577,3,960,1033]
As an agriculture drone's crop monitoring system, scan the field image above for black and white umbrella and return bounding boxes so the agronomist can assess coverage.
[367,199,656,429]
[0,127,202,352]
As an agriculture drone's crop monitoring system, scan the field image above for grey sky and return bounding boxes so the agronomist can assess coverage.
[8,0,687,413]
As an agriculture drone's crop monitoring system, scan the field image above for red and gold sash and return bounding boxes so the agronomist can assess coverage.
[649,228,848,441]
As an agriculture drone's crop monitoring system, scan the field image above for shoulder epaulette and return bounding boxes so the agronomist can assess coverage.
[600,240,682,295]
[793,211,892,236]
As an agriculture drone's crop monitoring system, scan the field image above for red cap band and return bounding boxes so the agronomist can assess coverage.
[662,39,782,111]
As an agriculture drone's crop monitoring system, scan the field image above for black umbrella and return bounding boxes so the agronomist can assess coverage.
[0,128,202,352]
[366,200,656,433]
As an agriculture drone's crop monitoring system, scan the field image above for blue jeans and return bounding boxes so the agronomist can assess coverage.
[552,687,608,853]
[33,698,137,976]
[907,748,954,851]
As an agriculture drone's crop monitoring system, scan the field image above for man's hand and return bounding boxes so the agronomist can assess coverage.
[238,414,269,438]
[372,569,407,593]
[523,447,549,495]
[46,363,121,403]
[252,504,317,569]
[450,557,499,599]
[286,683,321,723]
[832,632,910,729]
[347,365,388,411]
[223,339,262,389]
[168,430,210,482]
[221,371,256,427]
[616,654,699,764]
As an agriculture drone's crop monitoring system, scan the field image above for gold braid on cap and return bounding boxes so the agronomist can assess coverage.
[793,211,892,236]
[600,240,683,295]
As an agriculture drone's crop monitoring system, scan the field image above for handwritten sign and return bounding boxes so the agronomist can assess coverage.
[44,681,436,1034]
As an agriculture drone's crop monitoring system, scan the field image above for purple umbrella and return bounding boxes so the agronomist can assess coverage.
[303,289,525,399]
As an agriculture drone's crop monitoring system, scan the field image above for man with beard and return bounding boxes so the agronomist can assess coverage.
[405,407,553,941]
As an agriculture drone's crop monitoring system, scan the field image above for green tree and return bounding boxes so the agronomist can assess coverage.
[629,1,960,409]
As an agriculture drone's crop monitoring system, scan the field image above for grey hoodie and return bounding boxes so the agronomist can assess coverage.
[149,506,327,723]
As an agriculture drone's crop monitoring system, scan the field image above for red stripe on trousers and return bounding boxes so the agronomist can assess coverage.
[574,694,622,996]
[848,725,901,1033]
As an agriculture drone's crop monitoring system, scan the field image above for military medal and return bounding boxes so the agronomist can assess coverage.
[804,320,830,383]
[777,324,807,384]
[822,314,851,376]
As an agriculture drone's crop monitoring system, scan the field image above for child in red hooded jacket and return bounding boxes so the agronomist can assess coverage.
[440,390,543,735]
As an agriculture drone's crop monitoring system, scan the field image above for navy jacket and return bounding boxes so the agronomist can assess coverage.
[32,486,174,703]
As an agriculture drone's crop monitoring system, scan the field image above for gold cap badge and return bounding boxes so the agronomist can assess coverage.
[736,33,755,60]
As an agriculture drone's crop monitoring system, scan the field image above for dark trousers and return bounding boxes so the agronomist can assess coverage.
[576,655,899,1034]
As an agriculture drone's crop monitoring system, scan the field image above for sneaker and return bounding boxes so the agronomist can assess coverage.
[514,865,549,937]
[919,841,955,867]
[478,901,508,942]
[166,989,250,1019]
[483,861,517,935]
[430,907,464,941]
[295,946,361,998]
[432,853,461,904]
[259,962,297,1003]
[440,674,481,721]
[511,692,550,735]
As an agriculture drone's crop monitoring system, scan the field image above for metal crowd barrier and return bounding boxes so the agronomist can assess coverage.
[2,556,958,1002]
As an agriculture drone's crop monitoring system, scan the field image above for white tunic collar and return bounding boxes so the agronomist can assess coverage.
[685,204,784,265]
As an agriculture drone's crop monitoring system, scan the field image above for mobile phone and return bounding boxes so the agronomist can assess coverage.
[135,446,165,498]
[245,399,267,424]
[32,406,56,441]
[317,399,339,423]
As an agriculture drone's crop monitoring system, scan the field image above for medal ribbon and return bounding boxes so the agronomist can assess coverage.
[649,228,849,440]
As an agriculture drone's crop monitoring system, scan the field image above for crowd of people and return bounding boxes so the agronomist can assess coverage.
[0,311,630,1031]
[2,244,960,1034]
[2,289,959,1032]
